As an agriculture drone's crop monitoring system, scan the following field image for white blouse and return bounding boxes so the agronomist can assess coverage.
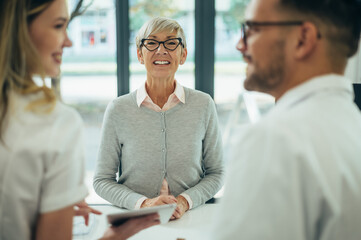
[0,92,88,239]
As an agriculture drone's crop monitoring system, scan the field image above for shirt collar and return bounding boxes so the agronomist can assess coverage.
[275,74,354,111]
[136,83,148,107]
[173,80,186,104]
[136,80,185,107]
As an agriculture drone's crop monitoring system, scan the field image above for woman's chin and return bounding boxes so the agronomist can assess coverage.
[45,67,61,78]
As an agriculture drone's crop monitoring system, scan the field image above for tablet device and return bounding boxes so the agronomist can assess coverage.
[107,203,177,226]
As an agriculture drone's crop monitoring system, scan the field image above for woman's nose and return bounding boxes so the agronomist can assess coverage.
[64,31,73,48]
[156,43,168,54]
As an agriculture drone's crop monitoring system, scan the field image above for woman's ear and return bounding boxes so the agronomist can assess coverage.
[180,48,188,65]
[137,48,144,64]
[294,22,319,60]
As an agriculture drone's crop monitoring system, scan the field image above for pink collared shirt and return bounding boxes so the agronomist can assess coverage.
[136,80,185,110]
[134,81,193,209]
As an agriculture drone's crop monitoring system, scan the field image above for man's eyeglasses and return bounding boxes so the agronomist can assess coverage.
[141,38,184,51]
[240,21,305,47]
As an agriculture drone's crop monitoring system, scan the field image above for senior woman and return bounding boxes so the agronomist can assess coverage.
[94,17,223,219]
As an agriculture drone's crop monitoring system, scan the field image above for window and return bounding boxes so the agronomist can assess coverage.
[215,0,274,160]
[215,0,246,105]
[62,0,117,203]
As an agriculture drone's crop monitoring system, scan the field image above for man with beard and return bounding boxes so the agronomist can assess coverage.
[212,0,361,239]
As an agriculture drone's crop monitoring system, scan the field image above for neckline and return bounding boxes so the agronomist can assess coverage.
[131,87,190,115]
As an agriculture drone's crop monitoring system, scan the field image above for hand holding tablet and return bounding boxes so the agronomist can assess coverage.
[107,204,177,226]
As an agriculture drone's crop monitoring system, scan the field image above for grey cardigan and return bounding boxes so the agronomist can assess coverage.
[93,87,224,209]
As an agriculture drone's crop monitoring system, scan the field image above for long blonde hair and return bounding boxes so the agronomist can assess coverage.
[0,0,56,141]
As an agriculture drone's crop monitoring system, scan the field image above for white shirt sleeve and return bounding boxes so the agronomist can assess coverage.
[212,123,314,240]
[39,107,88,213]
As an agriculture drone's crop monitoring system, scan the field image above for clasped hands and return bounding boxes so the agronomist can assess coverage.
[140,195,189,220]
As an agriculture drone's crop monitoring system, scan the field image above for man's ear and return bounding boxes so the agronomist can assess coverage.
[294,22,319,60]
[137,48,144,64]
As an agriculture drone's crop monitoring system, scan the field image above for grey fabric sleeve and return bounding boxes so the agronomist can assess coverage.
[181,96,224,208]
[93,101,145,209]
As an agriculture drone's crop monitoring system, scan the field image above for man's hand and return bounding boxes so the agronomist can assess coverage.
[74,200,102,226]
[101,213,160,240]
[171,195,189,220]
[140,195,177,208]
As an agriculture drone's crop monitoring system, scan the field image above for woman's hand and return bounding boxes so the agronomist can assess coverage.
[140,195,177,208]
[100,213,160,240]
[171,195,189,220]
[74,200,102,226]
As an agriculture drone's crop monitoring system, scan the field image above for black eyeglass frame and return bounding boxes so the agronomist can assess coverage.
[140,38,184,51]
[240,20,316,47]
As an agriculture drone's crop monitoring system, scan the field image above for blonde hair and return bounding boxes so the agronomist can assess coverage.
[0,0,56,141]
[135,17,187,50]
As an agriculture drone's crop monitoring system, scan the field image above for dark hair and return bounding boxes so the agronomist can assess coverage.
[279,0,361,57]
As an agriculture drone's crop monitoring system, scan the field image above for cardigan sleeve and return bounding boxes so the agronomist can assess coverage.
[93,101,145,209]
[181,96,224,208]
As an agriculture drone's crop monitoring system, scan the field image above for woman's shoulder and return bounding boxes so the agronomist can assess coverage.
[38,101,84,146]
[13,92,82,130]
[53,101,83,126]
[100,92,139,123]
[7,92,83,148]
[183,87,213,103]
[108,91,137,109]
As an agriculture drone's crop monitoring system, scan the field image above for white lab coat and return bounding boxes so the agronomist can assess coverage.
[213,74,361,240]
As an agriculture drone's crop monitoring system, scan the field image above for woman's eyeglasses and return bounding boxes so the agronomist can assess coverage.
[141,38,184,51]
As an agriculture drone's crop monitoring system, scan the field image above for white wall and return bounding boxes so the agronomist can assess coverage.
[345,40,361,83]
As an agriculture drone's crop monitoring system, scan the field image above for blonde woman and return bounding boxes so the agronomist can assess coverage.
[94,17,224,219]
[0,0,159,239]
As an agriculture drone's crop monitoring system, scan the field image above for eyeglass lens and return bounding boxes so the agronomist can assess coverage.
[143,38,181,51]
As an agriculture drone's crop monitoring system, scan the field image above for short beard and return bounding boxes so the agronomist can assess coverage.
[244,40,286,94]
